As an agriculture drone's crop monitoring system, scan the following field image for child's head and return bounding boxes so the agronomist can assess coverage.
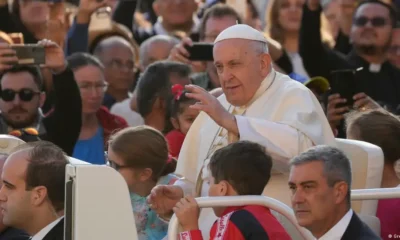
[207,141,273,216]
[346,109,400,167]
[170,84,199,135]
[107,126,176,194]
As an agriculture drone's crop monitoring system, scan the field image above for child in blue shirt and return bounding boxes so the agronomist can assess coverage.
[107,126,178,240]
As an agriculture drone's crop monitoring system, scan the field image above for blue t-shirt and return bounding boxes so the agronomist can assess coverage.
[72,127,105,164]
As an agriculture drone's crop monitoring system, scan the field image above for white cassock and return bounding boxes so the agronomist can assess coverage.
[173,69,336,239]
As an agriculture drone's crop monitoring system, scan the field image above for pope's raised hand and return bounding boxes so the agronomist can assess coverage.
[185,85,238,134]
[147,185,183,216]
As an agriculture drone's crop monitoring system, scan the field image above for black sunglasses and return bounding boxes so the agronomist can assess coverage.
[104,152,131,171]
[354,16,387,27]
[0,89,40,102]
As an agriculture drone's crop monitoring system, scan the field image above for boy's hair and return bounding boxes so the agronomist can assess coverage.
[209,141,272,195]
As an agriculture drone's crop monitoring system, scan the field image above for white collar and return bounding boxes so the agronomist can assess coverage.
[369,63,381,73]
[317,209,353,240]
[31,217,63,240]
[153,16,200,36]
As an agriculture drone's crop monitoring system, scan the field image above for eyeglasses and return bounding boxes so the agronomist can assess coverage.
[106,59,136,72]
[104,152,131,171]
[354,16,387,27]
[78,82,108,93]
[0,89,40,102]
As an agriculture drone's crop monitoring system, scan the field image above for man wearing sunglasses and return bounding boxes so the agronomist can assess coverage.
[0,40,82,156]
[301,0,400,138]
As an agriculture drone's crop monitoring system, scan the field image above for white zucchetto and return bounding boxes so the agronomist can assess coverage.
[214,24,268,44]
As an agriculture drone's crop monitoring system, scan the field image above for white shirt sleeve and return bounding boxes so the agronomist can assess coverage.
[174,178,195,196]
[235,115,314,172]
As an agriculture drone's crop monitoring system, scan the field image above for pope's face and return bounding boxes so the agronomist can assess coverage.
[213,39,271,106]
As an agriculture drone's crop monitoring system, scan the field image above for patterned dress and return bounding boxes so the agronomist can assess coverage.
[130,174,178,240]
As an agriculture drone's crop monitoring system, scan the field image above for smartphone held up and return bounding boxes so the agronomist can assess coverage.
[10,44,46,66]
[330,68,362,108]
[185,43,214,61]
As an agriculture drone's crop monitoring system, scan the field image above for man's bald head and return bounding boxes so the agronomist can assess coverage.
[93,36,134,58]
[139,35,179,70]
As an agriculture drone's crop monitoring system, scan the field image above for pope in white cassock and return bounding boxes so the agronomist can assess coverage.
[148,24,335,238]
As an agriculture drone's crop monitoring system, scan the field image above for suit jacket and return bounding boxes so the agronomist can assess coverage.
[43,218,64,240]
[341,213,381,240]
[0,227,29,240]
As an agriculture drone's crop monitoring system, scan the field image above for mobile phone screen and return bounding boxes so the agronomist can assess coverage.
[330,69,358,108]
[185,43,214,61]
[11,44,46,65]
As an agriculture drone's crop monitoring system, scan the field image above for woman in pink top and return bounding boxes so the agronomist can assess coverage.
[346,109,400,240]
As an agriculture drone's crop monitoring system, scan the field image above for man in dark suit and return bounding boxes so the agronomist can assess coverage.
[0,154,29,240]
[288,145,380,240]
[0,142,69,240]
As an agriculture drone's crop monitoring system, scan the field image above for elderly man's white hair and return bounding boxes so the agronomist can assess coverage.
[251,41,269,54]
[139,35,179,67]
[93,36,133,57]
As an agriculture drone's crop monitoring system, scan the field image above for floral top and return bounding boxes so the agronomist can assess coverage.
[130,174,178,240]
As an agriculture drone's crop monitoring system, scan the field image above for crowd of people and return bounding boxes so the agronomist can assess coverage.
[0,0,399,239]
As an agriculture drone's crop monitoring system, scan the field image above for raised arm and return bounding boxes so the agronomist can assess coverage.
[299,0,328,78]
[39,40,82,155]
[64,0,107,56]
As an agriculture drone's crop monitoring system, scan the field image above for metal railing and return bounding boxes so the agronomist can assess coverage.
[351,187,400,200]
[167,188,400,240]
[167,195,314,240]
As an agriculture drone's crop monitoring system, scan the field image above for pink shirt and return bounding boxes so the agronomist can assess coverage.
[377,194,400,240]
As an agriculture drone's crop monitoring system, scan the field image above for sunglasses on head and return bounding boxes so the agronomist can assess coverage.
[354,16,387,27]
[9,128,39,137]
[0,89,40,102]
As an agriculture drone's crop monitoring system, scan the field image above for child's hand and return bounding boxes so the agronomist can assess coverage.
[173,195,200,231]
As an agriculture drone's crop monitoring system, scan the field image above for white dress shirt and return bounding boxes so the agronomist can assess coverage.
[31,217,63,240]
[318,209,353,240]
